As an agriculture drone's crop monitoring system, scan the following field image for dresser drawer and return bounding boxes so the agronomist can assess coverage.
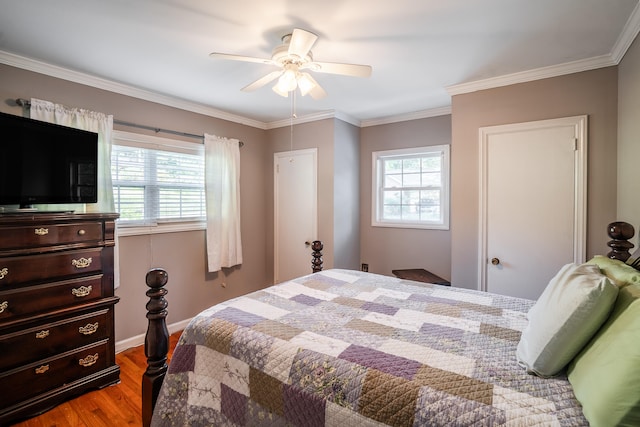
[0,248,103,287]
[0,309,110,370]
[1,340,109,409]
[0,213,118,425]
[0,275,104,321]
[0,222,103,251]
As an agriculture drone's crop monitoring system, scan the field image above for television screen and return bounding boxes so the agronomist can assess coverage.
[0,111,99,210]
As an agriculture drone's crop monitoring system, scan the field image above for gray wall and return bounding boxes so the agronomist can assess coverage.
[450,67,619,289]
[333,119,360,269]
[618,35,640,247]
[359,115,452,280]
[0,64,271,343]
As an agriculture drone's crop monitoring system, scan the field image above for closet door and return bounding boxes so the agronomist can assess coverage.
[479,116,587,300]
[274,148,317,283]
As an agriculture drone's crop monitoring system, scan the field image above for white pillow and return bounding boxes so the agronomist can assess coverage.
[516,263,618,377]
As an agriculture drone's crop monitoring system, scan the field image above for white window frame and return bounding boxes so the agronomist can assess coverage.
[112,130,206,236]
[371,145,450,230]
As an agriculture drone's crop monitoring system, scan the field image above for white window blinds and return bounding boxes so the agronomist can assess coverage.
[111,131,205,226]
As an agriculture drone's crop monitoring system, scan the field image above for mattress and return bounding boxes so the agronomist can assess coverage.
[151,269,588,426]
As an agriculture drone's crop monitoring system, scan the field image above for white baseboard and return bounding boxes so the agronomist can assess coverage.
[115,318,192,354]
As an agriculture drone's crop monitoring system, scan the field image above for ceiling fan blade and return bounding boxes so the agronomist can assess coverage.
[288,28,318,59]
[308,82,327,100]
[209,52,274,65]
[305,61,372,78]
[241,70,283,92]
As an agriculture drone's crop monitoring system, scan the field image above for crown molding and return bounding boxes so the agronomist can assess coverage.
[1,49,362,130]
[446,54,616,96]
[265,110,338,129]
[4,1,639,131]
[447,4,640,97]
[0,50,268,130]
[361,106,452,127]
[611,1,640,63]
[333,111,361,127]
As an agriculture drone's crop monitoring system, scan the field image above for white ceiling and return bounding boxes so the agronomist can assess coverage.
[1,0,639,128]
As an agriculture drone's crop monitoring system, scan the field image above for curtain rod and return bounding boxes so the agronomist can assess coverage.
[15,98,243,147]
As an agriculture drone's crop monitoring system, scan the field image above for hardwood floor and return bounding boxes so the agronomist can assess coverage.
[11,332,181,427]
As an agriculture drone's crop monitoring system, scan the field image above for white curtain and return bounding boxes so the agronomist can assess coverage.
[30,99,120,287]
[30,98,115,213]
[204,133,243,272]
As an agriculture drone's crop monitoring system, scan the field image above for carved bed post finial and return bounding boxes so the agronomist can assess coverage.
[606,221,635,262]
[311,240,323,272]
[142,268,169,427]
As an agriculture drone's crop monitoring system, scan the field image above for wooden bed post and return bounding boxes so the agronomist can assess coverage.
[607,221,635,262]
[142,268,169,427]
[312,240,323,272]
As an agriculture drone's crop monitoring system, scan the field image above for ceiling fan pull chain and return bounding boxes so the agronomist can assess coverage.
[290,92,295,152]
[293,90,298,119]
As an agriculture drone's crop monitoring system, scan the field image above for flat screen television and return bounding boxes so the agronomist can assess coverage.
[0,111,99,211]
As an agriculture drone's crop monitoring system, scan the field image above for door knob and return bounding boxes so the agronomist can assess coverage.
[491,257,500,265]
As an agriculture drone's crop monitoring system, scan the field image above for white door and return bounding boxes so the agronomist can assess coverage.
[274,149,318,283]
[479,116,587,300]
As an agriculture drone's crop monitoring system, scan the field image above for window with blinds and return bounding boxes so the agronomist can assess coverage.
[111,131,205,227]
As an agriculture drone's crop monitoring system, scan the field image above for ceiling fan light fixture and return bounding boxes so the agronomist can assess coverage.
[276,68,298,93]
[211,28,371,99]
[297,73,316,96]
[272,84,289,97]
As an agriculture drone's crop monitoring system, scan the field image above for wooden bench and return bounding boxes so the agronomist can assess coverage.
[392,268,450,286]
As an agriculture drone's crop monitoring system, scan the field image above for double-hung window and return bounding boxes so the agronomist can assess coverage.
[111,131,205,233]
[372,145,450,230]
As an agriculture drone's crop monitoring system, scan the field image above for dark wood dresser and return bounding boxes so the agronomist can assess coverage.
[0,212,120,425]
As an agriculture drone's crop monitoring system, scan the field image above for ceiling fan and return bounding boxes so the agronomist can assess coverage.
[209,28,372,99]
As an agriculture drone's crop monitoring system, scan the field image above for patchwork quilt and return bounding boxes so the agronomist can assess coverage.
[151,269,588,426]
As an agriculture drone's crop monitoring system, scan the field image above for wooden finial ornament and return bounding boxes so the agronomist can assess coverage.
[606,221,635,262]
[311,240,323,272]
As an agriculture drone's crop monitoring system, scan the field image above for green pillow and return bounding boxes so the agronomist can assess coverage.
[567,283,640,426]
[586,255,640,288]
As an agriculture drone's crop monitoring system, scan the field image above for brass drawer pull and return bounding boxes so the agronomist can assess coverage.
[35,364,50,374]
[72,257,92,269]
[34,228,49,236]
[0,267,8,280]
[78,229,86,236]
[35,330,50,339]
[0,301,7,314]
[79,322,99,335]
[71,285,93,297]
[79,353,99,367]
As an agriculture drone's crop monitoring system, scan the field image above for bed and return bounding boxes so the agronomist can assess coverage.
[143,222,640,427]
